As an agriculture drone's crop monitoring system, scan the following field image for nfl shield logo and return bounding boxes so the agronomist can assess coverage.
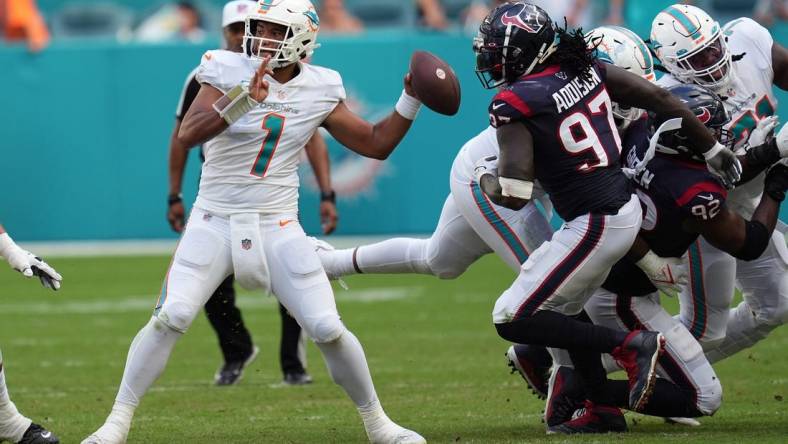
[241,239,252,250]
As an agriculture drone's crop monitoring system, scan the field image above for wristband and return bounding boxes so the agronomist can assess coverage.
[168,193,183,206]
[212,84,260,125]
[702,142,724,160]
[395,89,421,120]
[499,177,534,200]
[320,190,336,204]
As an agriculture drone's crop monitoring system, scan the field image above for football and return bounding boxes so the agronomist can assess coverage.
[409,50,461,116]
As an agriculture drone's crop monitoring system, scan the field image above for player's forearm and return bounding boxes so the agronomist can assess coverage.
[169,121,189,196]
[624,234,650,262]
[177,109,229,148]
[305,134,333,192]
[366,113,413,160]
[479,174,528,210]
[751,194,780,234]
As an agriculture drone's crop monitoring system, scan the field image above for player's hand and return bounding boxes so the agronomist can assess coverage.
[635,250,687,298]
[764,159,788,202]
[4,249,62,290]
[320,201,338,235]
[167,201,186,233]
[403,73,419,100]
[748,115,779,148]
[774,121,788,157]
[473,155,499,183]
[249,55,274,103]
[704,142,742,187]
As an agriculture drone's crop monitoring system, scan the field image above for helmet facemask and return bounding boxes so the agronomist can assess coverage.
[665,32,732,90]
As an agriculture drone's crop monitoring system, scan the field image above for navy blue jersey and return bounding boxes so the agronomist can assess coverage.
[603,120,728,296]
[488,62,631,221]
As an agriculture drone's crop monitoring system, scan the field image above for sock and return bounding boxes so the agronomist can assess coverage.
[357,397,394,436]
[568,348,612,405]
[315,330,376,406]
[115,317,182,407]
[705,302,777,364]
[0,354,31,443]
[603,380,703,417]
[353,238,431,275]
[496,310,629,352]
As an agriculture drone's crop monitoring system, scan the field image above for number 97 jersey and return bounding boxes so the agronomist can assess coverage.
[194,50,346,215]
[488,62,631,221]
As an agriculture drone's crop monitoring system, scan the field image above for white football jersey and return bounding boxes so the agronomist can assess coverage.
[452,126,499,182]
[658,18,777,218]
[193,50,345,215]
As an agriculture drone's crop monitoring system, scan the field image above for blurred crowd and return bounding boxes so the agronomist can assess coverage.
[2,0,786,52]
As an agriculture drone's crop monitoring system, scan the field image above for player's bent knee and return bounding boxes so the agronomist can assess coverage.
[429,263,465,280]
[155,301,199,333]
[697,379,723,416]
[307,314,346,344]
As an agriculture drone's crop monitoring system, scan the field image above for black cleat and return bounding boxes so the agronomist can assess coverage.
[548,401,628,434]
[611,330,665,411]
[506,344,552,399]
[214,346,259,386]
[17,423,59,444]
[544,366,585,429]
[282,371,313,386]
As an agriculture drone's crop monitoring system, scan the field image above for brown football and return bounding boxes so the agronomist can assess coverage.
[409,51,461,116]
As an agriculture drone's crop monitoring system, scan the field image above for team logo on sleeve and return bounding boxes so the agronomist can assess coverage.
[241,239,252,250]
[500,4,545,33]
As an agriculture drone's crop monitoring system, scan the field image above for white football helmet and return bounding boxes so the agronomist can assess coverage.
[587,25,656,130]
[244,0,320,68]
[650,4,731,90]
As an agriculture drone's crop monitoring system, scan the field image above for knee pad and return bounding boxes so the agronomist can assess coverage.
[173,226,224,278]
[155,301,199,333]
[307,314,346,344]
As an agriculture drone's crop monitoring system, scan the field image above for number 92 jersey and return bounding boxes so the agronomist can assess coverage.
[194,50,345,215]
[488,62,631,221]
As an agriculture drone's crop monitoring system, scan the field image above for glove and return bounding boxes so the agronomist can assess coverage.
[764,159,788,202]
[0,233,62,290]
[635,250,687,297]
[473,155,499,183]
[747,115,779,148]
[704,142,742,187]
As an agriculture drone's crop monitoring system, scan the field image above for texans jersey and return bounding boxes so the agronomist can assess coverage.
[603,119,728,296]
[194,50,345,215]
[658,18,777,219]
[488,62,631,221]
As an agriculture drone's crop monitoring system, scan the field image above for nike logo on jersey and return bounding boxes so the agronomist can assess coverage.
[279,219,295,228]
[697,194,715,201]
[492,102,506,110]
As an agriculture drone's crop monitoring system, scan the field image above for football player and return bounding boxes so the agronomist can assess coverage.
[544,85,788,433]
[652,3,788,362]
[82,1,426,443]
[0,225,60,444]
[473,1,740,415]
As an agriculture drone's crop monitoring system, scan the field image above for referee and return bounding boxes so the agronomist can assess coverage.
[166,0,338,386]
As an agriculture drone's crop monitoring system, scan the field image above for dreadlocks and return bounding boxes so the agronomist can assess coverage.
[551,20,598,82]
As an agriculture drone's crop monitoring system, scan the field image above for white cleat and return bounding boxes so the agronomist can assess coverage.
[81,423,128,444]
[366,423,426,444]
[665,417,701,427]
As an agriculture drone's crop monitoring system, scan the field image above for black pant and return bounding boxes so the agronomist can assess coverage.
[204,275,307,375]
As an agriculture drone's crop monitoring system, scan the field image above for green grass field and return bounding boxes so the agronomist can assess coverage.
[0,254,785,443]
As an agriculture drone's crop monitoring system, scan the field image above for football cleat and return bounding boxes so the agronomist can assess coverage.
[366,423,426,444]
[215,345,259,386]
[665,417,701,427]
[80,424,127,444]
[544,366,585,429]
[282,371,313,386]
[17,423,59,444]
[505,344,552,399]
[610,330,665,412]
[548,400,628,434]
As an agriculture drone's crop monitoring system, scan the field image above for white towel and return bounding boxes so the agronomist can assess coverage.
[229,213,271,292]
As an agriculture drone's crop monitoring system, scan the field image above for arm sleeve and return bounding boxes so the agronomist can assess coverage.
[175,67,201,119]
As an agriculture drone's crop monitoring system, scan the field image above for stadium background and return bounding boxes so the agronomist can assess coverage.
[1,0,787,242]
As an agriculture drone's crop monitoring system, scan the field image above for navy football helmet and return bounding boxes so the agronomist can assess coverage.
[655,84,733,161]
[473,2,558,89]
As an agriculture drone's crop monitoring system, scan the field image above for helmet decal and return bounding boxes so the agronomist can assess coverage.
[697,107,712,123]
[500,4,544,33]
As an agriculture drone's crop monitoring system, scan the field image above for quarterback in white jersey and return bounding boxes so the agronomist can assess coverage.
[83,1,426,443]
[652,4,788,361]
[317,126,554,282]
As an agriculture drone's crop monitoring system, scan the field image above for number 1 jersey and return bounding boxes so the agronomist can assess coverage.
[194,50,345,215]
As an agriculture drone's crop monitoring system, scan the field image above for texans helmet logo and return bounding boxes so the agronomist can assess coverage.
[696,107,712,124]
[500,4,544,33]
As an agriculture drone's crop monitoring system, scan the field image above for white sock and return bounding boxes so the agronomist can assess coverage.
[115,317,182,408]
[358,397,393,434]
[0,353,32,443]
[315,330,377,406]
[705,302,777,364]
[354,238,431,275]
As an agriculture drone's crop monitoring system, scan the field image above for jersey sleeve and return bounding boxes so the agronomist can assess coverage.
[676,180,728,222]
[724,17,773,68]
[175,67,200,119]
[488,87,533,128]
[195,50,234,92]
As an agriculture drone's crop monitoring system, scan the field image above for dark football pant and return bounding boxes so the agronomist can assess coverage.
[204,275,306,374]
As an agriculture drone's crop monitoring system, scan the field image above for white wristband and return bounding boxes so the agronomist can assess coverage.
[213,84,260,125]
[499,177,533,200]
[703,141,724,160]
[395,89,421,120]
[0,233,17,260]
[635,250,662,275]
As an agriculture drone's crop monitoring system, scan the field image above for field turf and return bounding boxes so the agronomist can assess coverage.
[0,254,785,443]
